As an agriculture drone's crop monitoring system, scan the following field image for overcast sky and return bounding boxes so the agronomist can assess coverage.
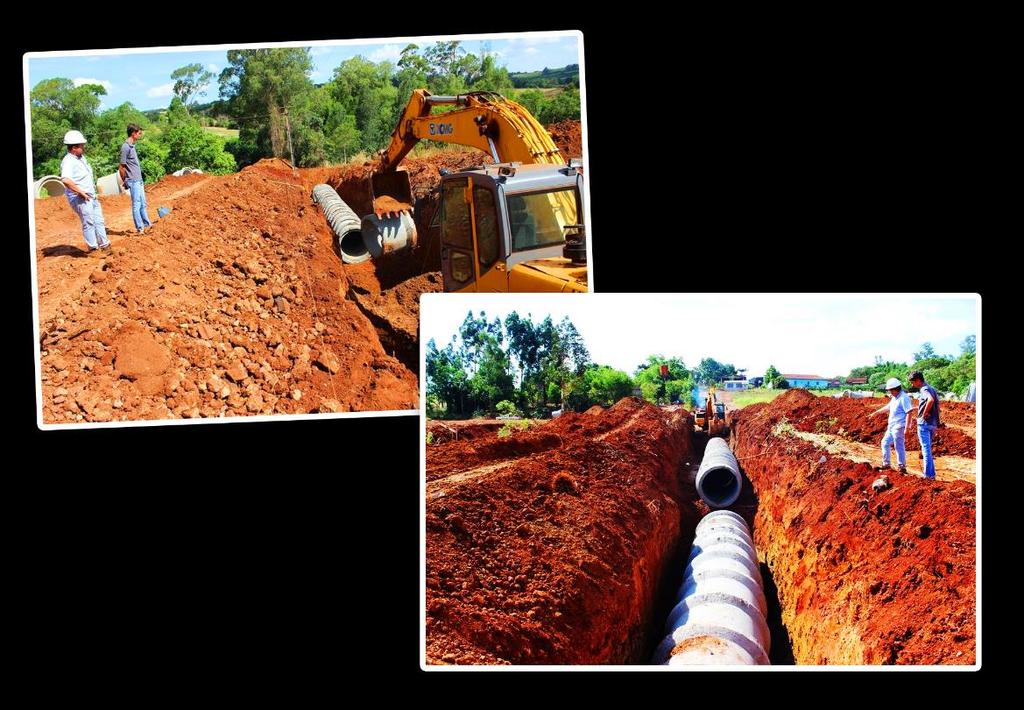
[25,32,580,112]
[421,293,980,378]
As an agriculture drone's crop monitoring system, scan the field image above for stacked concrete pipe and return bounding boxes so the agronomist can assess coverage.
[653,510,770,665]
[696,437,743,508]
[312,184,369,264]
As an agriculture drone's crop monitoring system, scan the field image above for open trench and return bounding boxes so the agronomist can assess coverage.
[425,391,976,665]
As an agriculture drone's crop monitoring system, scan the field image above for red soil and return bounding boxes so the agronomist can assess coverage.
[426,398,698,664]
[730,390,976,664]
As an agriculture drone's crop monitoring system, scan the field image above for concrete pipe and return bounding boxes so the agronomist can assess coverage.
[361,211,418,258]
[96,172,125,196]
[34,175,66,199]
[696,437,743,508]
[312,184,369,264]
[654,511,769,665]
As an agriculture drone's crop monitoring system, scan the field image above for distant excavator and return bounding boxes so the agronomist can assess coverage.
[361,89,588,293]
[694,388,727,437]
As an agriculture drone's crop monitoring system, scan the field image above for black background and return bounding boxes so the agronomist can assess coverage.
[12,12,991,689]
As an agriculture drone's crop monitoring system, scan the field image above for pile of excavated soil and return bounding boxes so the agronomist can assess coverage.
[426,398,697,664]
[730,390,976,664]
[782,394,975,457]
[546,120,583,158]
[36,160,418,422]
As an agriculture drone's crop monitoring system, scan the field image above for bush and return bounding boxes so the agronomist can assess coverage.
[495,400,521,418]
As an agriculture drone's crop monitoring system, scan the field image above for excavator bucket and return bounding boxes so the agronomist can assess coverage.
[369,170,414,218]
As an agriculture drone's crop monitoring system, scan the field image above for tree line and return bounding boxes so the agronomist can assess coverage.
[757,335,977,394]
[30,42,582,182]
[426,311,746,419]
[844,336,976,395]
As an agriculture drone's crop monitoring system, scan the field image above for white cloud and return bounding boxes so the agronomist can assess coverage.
[310,46,334,56]
[129,77,146,89]
[207,63,219,72]
[369,44,402,62]
[73,77,113,92]
[147,81,175,98]
[524,47,539,55]
[509,36,569,47]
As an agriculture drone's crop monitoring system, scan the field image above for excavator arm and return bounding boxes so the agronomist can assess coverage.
[371,89,565,209]
[378,89,564,171]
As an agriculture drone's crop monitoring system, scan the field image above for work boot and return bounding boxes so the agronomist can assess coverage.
[898,465,908,475]
[89,248,105,258]
[100,242,112,252]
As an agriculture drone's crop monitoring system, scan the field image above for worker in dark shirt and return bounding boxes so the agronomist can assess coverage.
[909,370,940,480]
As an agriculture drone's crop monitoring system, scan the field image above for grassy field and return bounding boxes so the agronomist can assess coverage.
[203,126,239,140]
[731,388,878,407]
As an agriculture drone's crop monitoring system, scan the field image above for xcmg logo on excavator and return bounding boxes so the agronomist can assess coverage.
[428,122,454,136]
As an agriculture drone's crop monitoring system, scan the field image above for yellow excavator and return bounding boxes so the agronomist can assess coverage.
[369,89,587,293]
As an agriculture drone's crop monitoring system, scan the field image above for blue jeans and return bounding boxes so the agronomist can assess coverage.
[917,423,937,479]
[127,178,152,231]
[881,425,906,468]
[67,194,108,249]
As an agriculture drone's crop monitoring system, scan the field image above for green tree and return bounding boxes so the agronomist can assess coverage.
[219,48,315,163]
[960,335,976,355]
[29,78,106,177]
[426,338,470,418]
[565,365,634,411]
[329,57,399,154]
[470,337,515,414]
[161,120,236,174]
[634,356,693,405]
[913,342,937,361]
[171,63,214,112]
[695,357,737,386]
[537,87,582,124]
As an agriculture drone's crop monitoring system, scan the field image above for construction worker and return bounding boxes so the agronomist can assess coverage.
[60,130,111,256]
[119,123,152,233]
[869,377,913,474]
[909,371,940,480]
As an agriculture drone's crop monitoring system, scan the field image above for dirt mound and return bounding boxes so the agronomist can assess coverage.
[426,398,696,664]
[729,390,975,664]
[36,165,418,422]
[547,120,582,158]
[769,392,975,457]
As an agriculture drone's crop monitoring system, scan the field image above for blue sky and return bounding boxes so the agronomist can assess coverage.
[25,33,580,112]
[421,294,980,379]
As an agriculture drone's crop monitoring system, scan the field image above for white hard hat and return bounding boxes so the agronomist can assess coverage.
[885,377,902,390]
[63,130,87,145]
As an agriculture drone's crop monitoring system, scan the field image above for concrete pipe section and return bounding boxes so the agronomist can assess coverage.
[312,184,369,264]
[33,175,66,199]
[653,510,770,665]
[96,172,125,196]
[696,437,743,508]
[361,211,418,259]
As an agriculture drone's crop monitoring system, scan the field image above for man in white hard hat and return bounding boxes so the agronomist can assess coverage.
[869,376,914,474]
[60,129,111,256]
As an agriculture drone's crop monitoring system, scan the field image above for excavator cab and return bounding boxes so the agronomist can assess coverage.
[438,162,587,293]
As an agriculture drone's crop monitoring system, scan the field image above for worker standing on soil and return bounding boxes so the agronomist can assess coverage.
[60,130,111,256]
[870,377,913,474]
[119,124,152,234]
[909,371,941,480]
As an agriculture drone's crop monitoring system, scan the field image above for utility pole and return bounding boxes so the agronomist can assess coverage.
[283,106,296,171]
